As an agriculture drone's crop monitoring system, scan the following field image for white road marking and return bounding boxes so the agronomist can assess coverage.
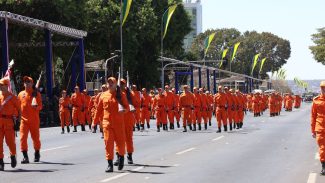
[212,135,225,141]
[315,152,320,160]
[307,173,317,183]
[41,145,69,152]
[144,177,150,180]
[176,148,196,155]
[100,166,144,182]
[173,164,180,167]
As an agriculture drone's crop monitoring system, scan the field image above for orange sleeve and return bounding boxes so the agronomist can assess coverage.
[311,101,317,134]
[93,97,103,125]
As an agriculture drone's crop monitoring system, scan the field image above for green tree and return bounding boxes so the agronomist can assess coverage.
[310,28,325,65]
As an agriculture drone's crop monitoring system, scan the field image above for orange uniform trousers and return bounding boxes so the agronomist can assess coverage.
[167,109,175,124]
[20,120,41,151]
[59,109,70,128]
[192,107,201,125]
[83,107,91,125]
[201,108,208,124]
[174,108,181,122]
[134,108,141,125]
[140,107,150,125]
[156,107,167,125]
[181,107,192,127]
[216,108,228,128]
[316,133,325,162]
[227,109,234,125]
[72,107,85,126]
[104,122,126,160]
[116,112,134,154]
[0,119,16,159]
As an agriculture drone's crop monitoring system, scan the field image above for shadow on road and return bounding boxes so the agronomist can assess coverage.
[129,163,173,168]
[30,161,75,166]
[127,170,164,175]
[5,168,59,173]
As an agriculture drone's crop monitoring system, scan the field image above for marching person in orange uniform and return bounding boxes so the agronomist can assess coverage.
[261,93,268,113]
[294,94,302,108]
[93,85,108,136]
[179,85,194,132]
[89,89,99,129]
[275,92,282,116]
[285,93,294,111]
[153,88,168,132]
[172,88,181,128]
[149,90,156,119]
[199,88,208,130]
[283,93,288,109]
[206,91,214,126]
[18,76,42,164]
[164,85,176,130]
[116,79,135,165]
[59,90,71,134]
[192,87,202,131]
[71,86,85,132]
[230,89,239,130]
[131,85,141,131]
[268,92,277,117]
[252,93,261,117]
[0,79,20,171]
[224,87,234,131]
[311,81,325,175]
[93,77,128,172]
[140,88,151,129]
[247,93,253,112]
[214,86,228,133]
[83,89,92,130]
[235,90,245,129]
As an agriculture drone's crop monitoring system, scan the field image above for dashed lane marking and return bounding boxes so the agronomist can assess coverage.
[307,173,317,183]
[41,145,70,152]
[100,166,144,182]
[212,135,225,141]
[176,148,196,155]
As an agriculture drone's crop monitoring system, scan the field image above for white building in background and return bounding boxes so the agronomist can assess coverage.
[183,0,202,52]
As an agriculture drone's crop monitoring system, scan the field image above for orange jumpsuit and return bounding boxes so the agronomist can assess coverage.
[252,94,260,115]
[164,91,175,125]
[83,94,91,126]
[232,94,240,124]
[131,91,141,126]
[214,92,228,128]
[247,94,253,112]
[285,95,294,111]
[71,92,85,126]
[18,89,42,152]
[236,94,245,123]
[311,95,325,162]
[207,94,214,122]
[294,95,302,108]
[174,94,181,123]
[268,94,277,116]
[89,95,97,124]
[59,96,71,128]
[93,90,128,160]
[140,93,151,126]
[149,93,155,119]
[95,93,104,129]
[192,92,202,125]
[122,90,135,154]
[179,91,194,127]
[200,93,208,124]
[153,94,167,126]
[0,92,20,159]
[226,92,234,125]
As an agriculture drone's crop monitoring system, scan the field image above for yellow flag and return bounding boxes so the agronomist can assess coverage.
[219,49,228,68]
[231,42,241,62]
[259,58,267,73]
[251,53,260,75]
[204,33,216,57]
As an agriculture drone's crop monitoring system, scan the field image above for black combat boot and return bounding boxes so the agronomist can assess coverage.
[157,125,160,132]
[61,128,65,134]
[198,123,201,131]
[118,155,124,170]
[67,126,70,133]
[34,150,40,162]
[170,123,173,130]
[21,151,29,164]
[209,120,212,126]
[216,127,221,133]
[113,152,119,166]
[321,162,325,175]
[236,123,240,129]
[0,159,4,171]
[229,123,233,131]
[10,155,17,168]
[240,122,243,128]
[177,122,180,128]
[88,124,92,130]
[73,126,77,132]
[188,124,192,131]
[105,160,114,173]
[224,125,228,132]
[233,123,236,129]
[136,124,140,131]
[204,123,207,130]
[192,124,196,131]
[127,153,133,164]
[141,124,145,131]
[92,125,97,133]
[183,126,187,132]
[81,124,86,131]
[147,123,150,129]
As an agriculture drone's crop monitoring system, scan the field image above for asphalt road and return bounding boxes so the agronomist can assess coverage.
[1,102,324,183]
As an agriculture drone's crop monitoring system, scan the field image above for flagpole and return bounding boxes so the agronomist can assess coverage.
[120,0,124,79]
[161,8,169,90]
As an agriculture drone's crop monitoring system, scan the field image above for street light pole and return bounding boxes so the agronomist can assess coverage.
[120,0,124,79]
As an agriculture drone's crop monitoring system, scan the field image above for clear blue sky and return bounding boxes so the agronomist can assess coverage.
[202,0,325,80]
